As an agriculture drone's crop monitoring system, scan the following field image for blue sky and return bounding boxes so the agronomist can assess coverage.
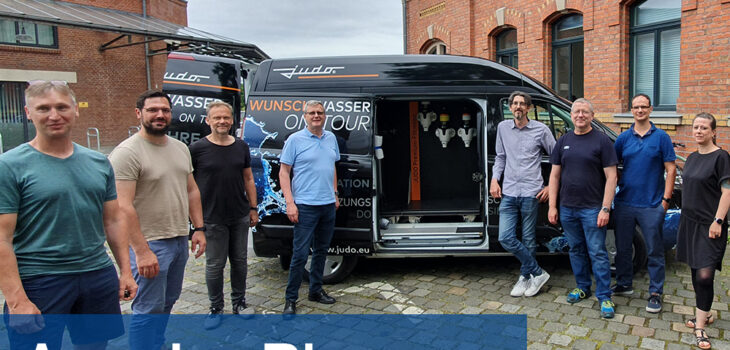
[187,0,404,59]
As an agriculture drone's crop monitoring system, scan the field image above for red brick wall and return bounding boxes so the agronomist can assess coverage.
[405,0,730,158]
[0,0,188,147]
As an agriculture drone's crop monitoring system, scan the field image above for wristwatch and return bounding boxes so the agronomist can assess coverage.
[662,197,670,203]
[250,206,257,211]
[600,206,610,214]
[193,226,206,232]
[334,191,339,196]
[715,217,724,225]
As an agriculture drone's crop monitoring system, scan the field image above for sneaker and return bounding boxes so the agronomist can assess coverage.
[203,307,223,330]
[566,288,591,303]
[524,271,550,297]
[510,275,530,297]
[233,301,255,318]
[610,284,634,296]
[600,300,616,319]
[646,294,662,313]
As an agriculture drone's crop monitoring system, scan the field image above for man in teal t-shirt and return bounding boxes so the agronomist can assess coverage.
[0,82,136,349]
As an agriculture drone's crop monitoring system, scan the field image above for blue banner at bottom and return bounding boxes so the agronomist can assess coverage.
[1,314,526,350]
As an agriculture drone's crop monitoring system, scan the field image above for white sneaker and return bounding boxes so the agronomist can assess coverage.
[510,275,530,297]
[524,271,550,297]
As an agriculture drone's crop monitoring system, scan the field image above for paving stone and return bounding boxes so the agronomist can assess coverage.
[639,337,665,350]
[624,315,645,326]
[543,322,567,333]
[648,318,671,330]
[614,334,640,347]
[527,343,552,350]
[606,321,630,334]
[599,343,623,350]
[631,325,655,337]
[589,330,614,343]
[547,333,572,347]
[565,325,589,337]
[571,339,597,350]
[654,329,680,342]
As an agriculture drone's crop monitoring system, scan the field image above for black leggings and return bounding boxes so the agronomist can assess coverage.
[691,267,716,312]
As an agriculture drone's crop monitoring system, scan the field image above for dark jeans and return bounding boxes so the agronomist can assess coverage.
[205,217,250,309]
[285,203,336,302]
[614,204,665,295]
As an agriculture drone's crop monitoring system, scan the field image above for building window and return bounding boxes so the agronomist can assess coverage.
[0,82,34,152]
[424,40,447,55]
[496,29,518,68]
[630,0,680,110]
[0,19,58,48]
[552,14,583,101]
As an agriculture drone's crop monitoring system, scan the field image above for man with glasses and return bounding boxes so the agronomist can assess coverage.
[109,90,206,349]
[491,91,555,297]
[279,100,340,315]
[612,93,676,313]
[0,81,136,349]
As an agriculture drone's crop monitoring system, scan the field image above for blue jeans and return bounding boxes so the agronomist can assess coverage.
[205,218,250,309]
[560,206,612,302]
[498,195,542,278]
[285,203,336,302]
[614,204,665,295]
[129,236,189,350]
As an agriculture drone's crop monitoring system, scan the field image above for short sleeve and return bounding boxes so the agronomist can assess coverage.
[0,160,19,214]
[280,136,296,166]
[240,140,252,169]
[549,136,564,165]
[108,146,141,181]
[660,133,677,163]
[541,125,556,155]
[334,138,341,162]
[614,133,625,162]
[715,151,730,187]
[601,134,619,167]
[103,158,117,202]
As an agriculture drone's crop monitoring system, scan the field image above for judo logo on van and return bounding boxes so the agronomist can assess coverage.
[273,65,345,79]
[163,71,211,83]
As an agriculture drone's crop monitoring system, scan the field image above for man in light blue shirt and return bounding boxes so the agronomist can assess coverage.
[491,91,555,297]
[279,100,340,315]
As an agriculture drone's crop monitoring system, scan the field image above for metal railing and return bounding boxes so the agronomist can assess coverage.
[86,127,100,151]
[0,131,4,154]
[128,126,140,137]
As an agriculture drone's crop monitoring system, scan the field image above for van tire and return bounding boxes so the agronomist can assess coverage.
[303,255,358,284]
[606,227,648,274]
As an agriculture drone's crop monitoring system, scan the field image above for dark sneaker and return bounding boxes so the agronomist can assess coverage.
[610,284,634,296]
[308,290,336,304]
[600,300,616,319]
[203,307,223,330]
[646,294,662,313]
[566,288,591,304]
[233,301,255,318]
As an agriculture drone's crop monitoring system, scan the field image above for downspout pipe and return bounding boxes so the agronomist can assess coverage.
[402,0,407,54]
[143,0,151,90]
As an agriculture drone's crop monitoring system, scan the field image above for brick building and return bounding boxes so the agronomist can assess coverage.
[0,0,266,151]
[404,0,730,159]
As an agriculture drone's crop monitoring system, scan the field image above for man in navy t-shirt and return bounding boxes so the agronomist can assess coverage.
[548,98,618,319]
[612,93,676,313]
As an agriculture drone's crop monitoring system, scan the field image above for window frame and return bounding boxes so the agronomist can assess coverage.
[495,29,518,69]
[551,14,584,101]
[629,2,681,111]
[424,41,447,55]
[0,20,58,49]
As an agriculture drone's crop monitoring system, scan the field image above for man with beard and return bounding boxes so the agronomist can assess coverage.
[109,90,206,349]
[490,91,555,297]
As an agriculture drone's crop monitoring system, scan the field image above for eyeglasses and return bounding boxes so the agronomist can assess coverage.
[511,101,528,107]
[631,105,651,110]
[144,107,172,114]
[28,80,68,86]
[306,111,325,116]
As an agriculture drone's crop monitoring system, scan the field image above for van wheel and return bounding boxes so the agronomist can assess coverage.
[303,255,358,284]
[279,254,291,270]
[605,227,647,274]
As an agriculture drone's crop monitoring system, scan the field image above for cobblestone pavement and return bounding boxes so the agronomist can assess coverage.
[3,245,729,349]
[154,244,729,350]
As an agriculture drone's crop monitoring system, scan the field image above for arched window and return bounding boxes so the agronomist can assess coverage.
[630,0,681,110]
[424,40,447,55]
[552,14,583,101]
[496,29,518,68]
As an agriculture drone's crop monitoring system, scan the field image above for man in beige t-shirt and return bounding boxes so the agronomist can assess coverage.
[109,90,206,349]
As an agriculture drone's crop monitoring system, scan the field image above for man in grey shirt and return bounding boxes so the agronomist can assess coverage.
[490,91,556,297]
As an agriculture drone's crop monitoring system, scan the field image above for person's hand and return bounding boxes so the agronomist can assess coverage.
[119,272,138,301]
[249,210,259,227]
[135,248,159,279]
[335,195,340,210]
[191,230,206,258]
[661,200,670,211]
[597,211,610,227]
[489,178,501,199]
[287,202,299,223]
[548,207,559,225]
[7,300,44,334]
[709,222,722,239]
[536,187,549,203]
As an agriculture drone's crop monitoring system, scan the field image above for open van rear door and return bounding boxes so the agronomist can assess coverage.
[244,95,375,278]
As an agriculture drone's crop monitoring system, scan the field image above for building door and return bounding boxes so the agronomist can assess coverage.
[0,81,32,152]
[552,14,584,101]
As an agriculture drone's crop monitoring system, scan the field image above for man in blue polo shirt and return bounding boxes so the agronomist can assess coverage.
[612,93,676,313]
[279,100,340,315]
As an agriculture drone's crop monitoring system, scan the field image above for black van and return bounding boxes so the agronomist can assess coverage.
[239,54,684,283]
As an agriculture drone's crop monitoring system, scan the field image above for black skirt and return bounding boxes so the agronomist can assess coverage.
[676,215,728,271]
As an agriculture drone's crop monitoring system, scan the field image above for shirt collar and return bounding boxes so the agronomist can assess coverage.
[630,122,657,137]
[303,127,326,139]
[511,119,538,129]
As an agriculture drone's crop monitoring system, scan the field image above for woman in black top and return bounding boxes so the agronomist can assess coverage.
[676,112,730,350]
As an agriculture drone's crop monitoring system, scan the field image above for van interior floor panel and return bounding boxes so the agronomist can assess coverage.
[381,199,480,216]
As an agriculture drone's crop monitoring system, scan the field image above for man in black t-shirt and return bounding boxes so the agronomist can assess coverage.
[190,101,258,330]
[548,98,618,319]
